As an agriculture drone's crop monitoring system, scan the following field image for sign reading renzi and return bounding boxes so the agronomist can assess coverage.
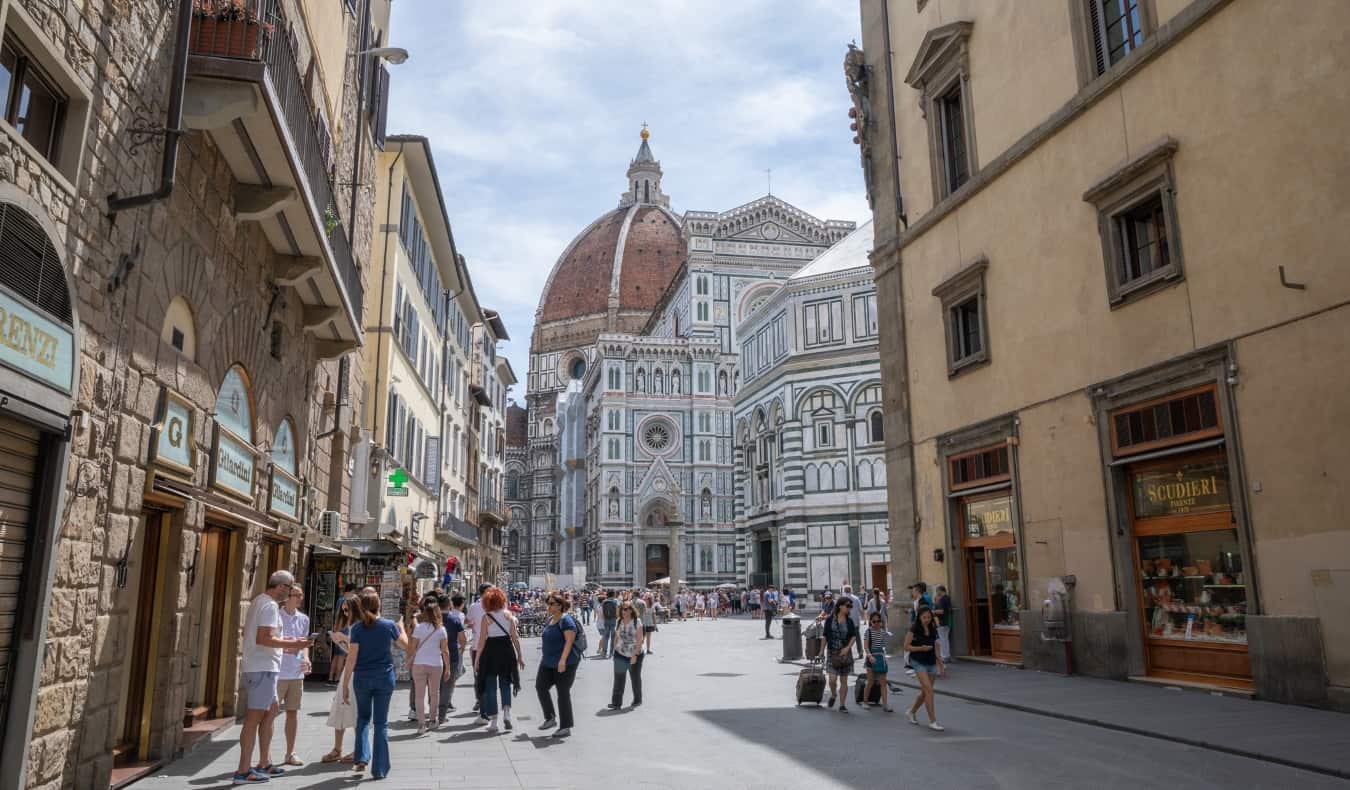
[1132,458,1230,519]
[0,287,75,393]
[149,388,196,477]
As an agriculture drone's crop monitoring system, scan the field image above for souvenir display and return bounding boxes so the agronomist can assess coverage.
[1137,529,1246,644]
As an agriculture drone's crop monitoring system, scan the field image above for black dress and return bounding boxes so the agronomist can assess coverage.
[478,612,517,677]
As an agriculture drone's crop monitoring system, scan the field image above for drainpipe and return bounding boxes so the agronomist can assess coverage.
[371,144,405,436]
[107,0,193,217]
[879,0,906,229]
[348,0,372,228]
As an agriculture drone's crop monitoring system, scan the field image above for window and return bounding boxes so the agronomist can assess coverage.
[1,35,66,165]
[948,443,1010,491]
[933,256,989,376]
[608,365,621,390]
[869,411,884,443]
[696,276,708,295]
[802,299,845,348]
[699,545,714,573]
[1083,137,1183,306]
[1077,0,1153,82]
[904,21,977,203]
[606,545,621,573]
[717,544,734,573]
[937,83,969,194]
[817,423,832,448]
[1111,385,1221,457]
[570,358,586,380]
[696,301,709,322]
[608,410,620,430]
[852,292,878,340]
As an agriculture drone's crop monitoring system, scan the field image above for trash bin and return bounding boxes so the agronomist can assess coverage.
[781,614,802,661]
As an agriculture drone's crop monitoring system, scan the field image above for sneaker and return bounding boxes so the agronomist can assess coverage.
[486,719,499,733]
[539,718,557,730]
[840,704,848,713]
[929,722,945,731]
[906,669,916,676]
[407,709,417,721]
[827,696,836,708]
[417,726,426,736]
[472,702,480,712]
[552,727,571,738]
[631,700,642,707]
[504,718,513,731]
[232,770,269,785]
[606,703,622,710]
[907,711,919,725]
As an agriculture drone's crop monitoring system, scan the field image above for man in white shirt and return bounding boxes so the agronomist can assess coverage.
[465,584,489,712]
[277,587,311,767]
[234,570,310,785]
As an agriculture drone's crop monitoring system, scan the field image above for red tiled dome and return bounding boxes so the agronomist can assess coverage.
[538,205,686,324]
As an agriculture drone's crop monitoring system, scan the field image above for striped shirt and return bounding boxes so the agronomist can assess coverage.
[865,626,889,656]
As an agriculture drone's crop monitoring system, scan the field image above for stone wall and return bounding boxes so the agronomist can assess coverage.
[3,0,378,786]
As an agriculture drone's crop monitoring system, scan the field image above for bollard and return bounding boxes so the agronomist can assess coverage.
[780,613,802,661]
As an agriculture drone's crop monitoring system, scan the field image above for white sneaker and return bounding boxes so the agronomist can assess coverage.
[929,722,945,731]
[486,719,499,733]
[907,711,919,725]
[407,709,418,721]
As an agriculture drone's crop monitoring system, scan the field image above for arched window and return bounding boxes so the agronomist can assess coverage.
[161,295,197,359]
[216,366,254,441]
[869,411,884,443]
[670,368,681,394]
[570,358,586,380]
[506,471,520,500]
[272,418,297,474]
[654,368,664,394]
[644,181,650,202]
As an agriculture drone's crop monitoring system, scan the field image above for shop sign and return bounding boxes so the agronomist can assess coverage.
[0,287,74,393]
[210,425,256,501]
[964,496,1013,539]
[268,467,302,522]
[1132,459,1230,519]
[340,544,362,559]
[149,388,195,477]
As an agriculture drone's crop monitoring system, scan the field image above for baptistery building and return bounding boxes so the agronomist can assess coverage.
[525,130,857,587]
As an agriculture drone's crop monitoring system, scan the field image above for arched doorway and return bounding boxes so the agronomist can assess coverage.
[645,544,670,585]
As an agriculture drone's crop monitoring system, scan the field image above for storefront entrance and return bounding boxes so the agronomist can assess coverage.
[115,510,173,765]
[0,416,42,748]
[645,544,669,585]
[187,524,236,719]
[959,493,1022,663]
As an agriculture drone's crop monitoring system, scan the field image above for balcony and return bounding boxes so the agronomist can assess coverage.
[182,0,363,351]
[436,512,478,546]
[478,495,505,525]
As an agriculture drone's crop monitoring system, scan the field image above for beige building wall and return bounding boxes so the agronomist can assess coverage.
[862,0,1350,706]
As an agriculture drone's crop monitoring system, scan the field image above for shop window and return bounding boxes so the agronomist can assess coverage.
[1111,385,1220,457]
[1084,137,1182,306]
[948,442,1010,491]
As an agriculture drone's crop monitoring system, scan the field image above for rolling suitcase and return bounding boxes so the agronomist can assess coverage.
[796,652,826,706]
[854,673,882,705]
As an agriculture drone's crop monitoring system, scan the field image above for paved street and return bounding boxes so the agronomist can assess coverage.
[137,616,1348,790]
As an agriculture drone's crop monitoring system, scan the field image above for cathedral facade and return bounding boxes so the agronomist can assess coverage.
[524,131,855,587]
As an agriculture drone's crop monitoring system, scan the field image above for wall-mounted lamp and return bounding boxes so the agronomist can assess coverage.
[353,46,410,65]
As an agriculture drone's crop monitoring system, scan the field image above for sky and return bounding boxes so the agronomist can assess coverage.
[385,1,870,403]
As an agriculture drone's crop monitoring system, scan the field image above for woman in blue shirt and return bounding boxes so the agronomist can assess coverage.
[536,594,581,737]
[341,592,409,779]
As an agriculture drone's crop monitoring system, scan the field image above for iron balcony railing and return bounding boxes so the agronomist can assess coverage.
[437,512,478,544]
[189,0,364,322]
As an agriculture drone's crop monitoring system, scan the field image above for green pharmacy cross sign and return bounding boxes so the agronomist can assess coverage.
[387,467,410,497]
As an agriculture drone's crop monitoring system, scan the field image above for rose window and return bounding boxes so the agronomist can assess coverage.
[643,423,672,452]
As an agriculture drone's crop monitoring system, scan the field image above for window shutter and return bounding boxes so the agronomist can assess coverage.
[424,437,441,489]
[1088,0,1108,75]
[373,64,390,149]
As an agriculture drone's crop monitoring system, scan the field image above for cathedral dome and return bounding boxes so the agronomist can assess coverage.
[536,131,686,325]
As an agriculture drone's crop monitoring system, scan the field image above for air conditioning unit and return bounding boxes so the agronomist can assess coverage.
[319,510,342,538]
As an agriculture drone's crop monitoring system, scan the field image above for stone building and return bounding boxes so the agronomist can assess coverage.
[855,0,1350,705]
[0,0,397,785]
[502,402,529,579]
[528,130,855,587]
[732,221,889,595]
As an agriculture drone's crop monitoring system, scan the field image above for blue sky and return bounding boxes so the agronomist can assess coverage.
[386,1,869,401]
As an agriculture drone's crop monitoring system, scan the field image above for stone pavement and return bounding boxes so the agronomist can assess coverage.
[889,659,1350,779]
[134,616,1349,789]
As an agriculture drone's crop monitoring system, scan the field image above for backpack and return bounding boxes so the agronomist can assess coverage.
[564,614,587,657]
[601,599,619,620]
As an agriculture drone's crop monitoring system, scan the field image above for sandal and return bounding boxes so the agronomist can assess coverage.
[321,750,342,763]
[340,753,355,764]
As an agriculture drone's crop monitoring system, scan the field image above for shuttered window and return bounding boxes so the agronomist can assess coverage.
[0,417,40,737]
[1088,0,1145,76]
[0,202,71,324]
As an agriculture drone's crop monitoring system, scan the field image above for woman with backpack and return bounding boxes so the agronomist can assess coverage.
[473,587,524,734]
[608,599,645,709]
[536,594,581,737]
[822,596,859,713]
[904,605,946,730]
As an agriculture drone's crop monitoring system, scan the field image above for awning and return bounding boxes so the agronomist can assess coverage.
[336,538,404,556]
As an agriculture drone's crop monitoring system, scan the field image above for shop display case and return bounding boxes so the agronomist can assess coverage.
[1137,529,1246,644]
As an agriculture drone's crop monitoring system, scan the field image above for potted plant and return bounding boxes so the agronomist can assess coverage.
[190,0,273,59]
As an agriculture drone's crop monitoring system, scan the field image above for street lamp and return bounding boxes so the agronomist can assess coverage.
[355,46,409,65]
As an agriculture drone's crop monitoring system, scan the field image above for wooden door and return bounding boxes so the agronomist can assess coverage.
[964,548,991,655]
[201,526,235,716]
[645,544,669,585]
[870,562,889,595]
[117,511,171,764]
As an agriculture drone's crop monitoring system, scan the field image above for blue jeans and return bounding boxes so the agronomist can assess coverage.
[353,667,395,778]
[598,620,615,655]
[480,672,512,717]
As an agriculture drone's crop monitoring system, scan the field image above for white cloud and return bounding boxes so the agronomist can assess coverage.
[387,0,866,391]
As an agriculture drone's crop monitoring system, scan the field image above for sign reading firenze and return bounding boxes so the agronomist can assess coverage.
[0,287,74,393]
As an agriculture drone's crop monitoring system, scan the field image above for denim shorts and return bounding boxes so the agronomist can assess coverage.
[241,671,279,711]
